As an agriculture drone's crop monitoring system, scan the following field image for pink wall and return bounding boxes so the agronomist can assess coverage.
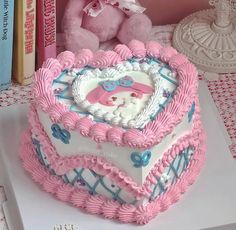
[56,0,211,32]
[139,0,210,25]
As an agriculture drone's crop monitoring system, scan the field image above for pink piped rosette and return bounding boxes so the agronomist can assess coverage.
[31,40,198,149]
[19,40,206,224]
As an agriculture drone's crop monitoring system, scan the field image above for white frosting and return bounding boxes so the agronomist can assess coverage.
[72,62,177,129]
[37,109,193,186]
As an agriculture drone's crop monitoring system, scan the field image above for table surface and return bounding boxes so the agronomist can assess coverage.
[0,24,235,230]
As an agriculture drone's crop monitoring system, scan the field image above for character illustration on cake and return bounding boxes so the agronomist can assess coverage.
[86,76,153,118]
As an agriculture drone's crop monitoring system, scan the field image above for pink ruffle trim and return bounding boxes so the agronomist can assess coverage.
[28,96,205,199]
[19,127,205,224]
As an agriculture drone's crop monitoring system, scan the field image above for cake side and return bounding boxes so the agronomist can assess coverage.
[20,108,205,224]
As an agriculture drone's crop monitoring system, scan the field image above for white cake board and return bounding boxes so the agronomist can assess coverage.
[0,82,236,230]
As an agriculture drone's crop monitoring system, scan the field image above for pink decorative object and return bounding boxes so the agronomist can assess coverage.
[18,39,207,225]
[61,0,152,52]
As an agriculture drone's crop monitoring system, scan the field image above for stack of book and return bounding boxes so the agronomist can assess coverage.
[0,0,57,90]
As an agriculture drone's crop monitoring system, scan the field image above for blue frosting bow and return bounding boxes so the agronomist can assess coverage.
[99,76,134,92]
[51,124,71,144]
[131,150,152,168]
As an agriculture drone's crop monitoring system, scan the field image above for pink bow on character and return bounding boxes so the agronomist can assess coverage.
[83,0,146,17]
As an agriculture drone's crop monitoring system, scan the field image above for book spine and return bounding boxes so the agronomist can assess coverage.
[0,0,14,91]
[36,0,56,68]
[13,0,36,85]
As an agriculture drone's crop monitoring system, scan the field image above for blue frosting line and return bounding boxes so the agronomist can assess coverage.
[51,124,71,144]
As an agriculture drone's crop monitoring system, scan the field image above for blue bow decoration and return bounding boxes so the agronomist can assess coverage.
[131,150,152,168]
[99,76,134,92]
[51,124,71,144]
[188,102,195,123]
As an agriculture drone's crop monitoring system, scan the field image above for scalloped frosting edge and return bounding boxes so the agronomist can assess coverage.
[19,127,206,225]
[33,40,198,149]
[28,97,205,199]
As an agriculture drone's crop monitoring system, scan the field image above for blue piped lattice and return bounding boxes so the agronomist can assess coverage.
[32,140,194,205]
[149,146,194,201]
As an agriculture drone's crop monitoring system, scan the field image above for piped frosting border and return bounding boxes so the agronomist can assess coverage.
[28,95,204,199]
[19,126,205,224]
[33,40,198,149]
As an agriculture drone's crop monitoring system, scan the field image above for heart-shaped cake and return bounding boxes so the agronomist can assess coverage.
[20,40,206,224]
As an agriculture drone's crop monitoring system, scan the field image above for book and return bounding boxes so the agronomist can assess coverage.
[36,0,56,68]
[0,0,14,91]
[13,0,36,85]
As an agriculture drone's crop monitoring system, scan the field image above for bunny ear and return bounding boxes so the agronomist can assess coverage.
[132,82,154,94]
[86,85,107,104]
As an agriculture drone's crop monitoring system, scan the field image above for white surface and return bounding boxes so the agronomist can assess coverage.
[0,82,236,230]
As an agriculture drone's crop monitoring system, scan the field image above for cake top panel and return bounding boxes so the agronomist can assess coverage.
[33,40,198,149]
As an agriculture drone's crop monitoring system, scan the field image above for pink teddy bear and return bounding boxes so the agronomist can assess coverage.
[62,0,152,52]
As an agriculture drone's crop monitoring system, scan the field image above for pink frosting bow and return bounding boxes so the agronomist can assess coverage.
[83,0,146,17]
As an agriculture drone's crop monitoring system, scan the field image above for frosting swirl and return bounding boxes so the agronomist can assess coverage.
[128,40,146,58]
[76,117,94,137]
[42,58,62,77]
[159,47,178,62]
[75,49,93,68]
[56,184,74,202]
[71,189,90,208]
[113,44,132,60]
[85,195,104,214]
[57,51,75,69]
[102,200,120,219]
[90,51,110,68]
[106,50,122,66]
[146,41,162,58]
[169,54,189,70]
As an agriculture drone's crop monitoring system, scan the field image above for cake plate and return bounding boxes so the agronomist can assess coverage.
[173,0,236,74]
[0,82,236,230]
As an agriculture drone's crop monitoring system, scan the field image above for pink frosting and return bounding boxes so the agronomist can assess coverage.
[33,69,53,98]
[102,200,120,219]
[159,47,178,62]
[106,50,122,66]
[85,195,104,214]
[76,117,94,137]
[169,54,189,70]
[146,41,162,58]
[42,58,62,77]
[56,184,74,202]
[32,40,199,150]
[107,127,124,146]
[118,204,136,223]
[43,175,63,194]
[48,103,69,123]
[113,44,132,60]
[19,126,206,224]
[31,165,49,185]
[135,204,157,225]
[28,101,205,199]
[61,112,81,130]
[75,49,93,68]
[89,123,110,143]
[71,189,90,208]
[57,51,75,69]
[90,50,110,68]
[128,40,146,58]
